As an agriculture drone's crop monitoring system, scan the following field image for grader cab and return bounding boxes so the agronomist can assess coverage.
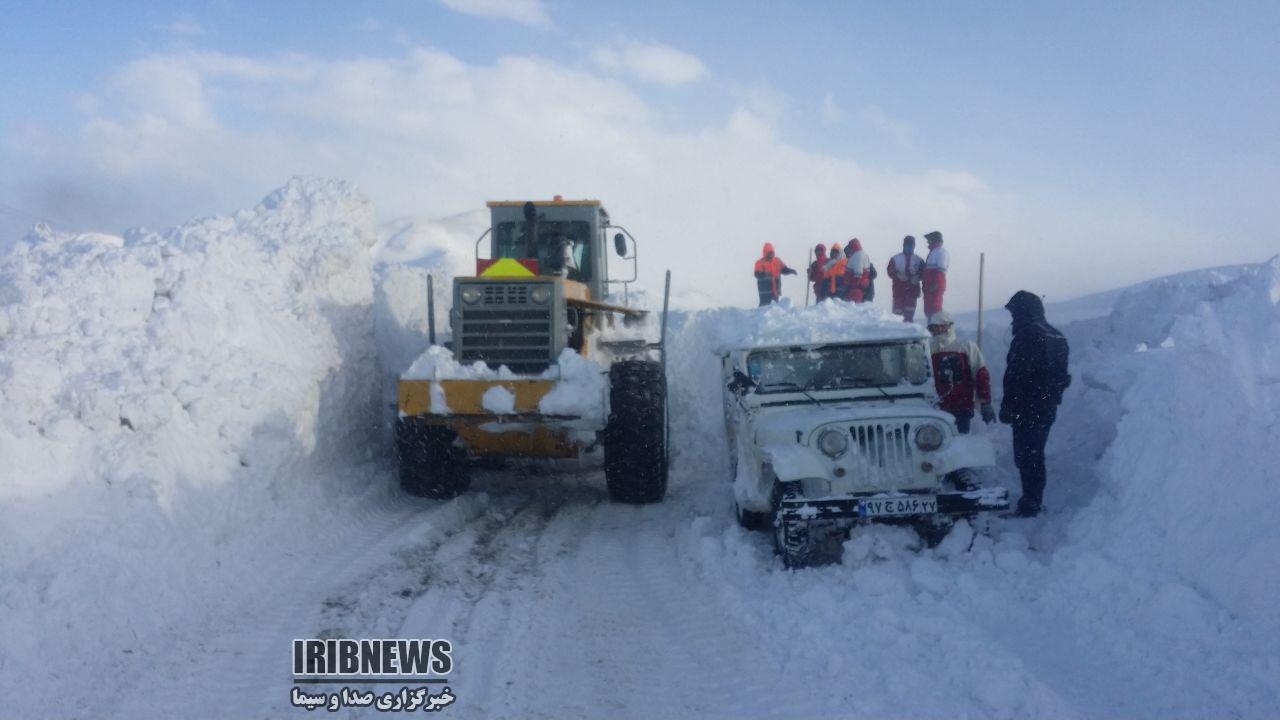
[395,198,670,503]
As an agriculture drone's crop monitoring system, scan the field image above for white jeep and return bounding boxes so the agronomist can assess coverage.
[720,327,1008,567]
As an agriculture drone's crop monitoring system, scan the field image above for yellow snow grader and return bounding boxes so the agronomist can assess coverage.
[395,198,670,503]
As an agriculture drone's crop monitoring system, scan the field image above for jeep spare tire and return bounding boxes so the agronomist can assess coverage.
[603,360,668,503]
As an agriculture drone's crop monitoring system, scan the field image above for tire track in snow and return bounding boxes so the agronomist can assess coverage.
[99,475,488,720]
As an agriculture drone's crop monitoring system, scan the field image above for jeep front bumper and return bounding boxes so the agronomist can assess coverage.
[777,488,1009,523]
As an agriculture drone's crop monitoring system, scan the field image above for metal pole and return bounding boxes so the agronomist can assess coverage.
[660,270,671,359]
[427,274,437,346]
[977,253,985,350]
[804,246,812,306]
[661,269,672,466]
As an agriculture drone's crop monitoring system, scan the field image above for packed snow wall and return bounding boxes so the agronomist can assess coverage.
[961,258,1280,625]
[0,178,389,685]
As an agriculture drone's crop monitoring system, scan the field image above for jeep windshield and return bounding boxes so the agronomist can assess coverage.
[746,342,930,393]
[494,220,593,282]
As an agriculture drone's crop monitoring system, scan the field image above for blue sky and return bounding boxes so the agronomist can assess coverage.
[2,0,1277,307]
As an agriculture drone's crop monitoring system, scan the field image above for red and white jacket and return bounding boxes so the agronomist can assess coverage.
[929,327,991,414]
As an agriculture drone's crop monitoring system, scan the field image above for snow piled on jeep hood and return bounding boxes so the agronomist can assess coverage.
[694,300,927,354]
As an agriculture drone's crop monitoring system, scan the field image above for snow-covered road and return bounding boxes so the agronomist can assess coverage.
[99,455,1275,720]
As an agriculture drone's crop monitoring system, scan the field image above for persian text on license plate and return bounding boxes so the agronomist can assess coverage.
[858,496,937,517]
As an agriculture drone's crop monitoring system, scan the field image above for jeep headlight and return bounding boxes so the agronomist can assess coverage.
[914,424,945,451]
[530,285,551,304]
[817,428,849,458]
[460,286,483,305]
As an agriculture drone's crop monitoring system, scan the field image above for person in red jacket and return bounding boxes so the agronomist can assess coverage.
[753,242,797,306]
[927,311,994,433]
[887,235,924,322]
[842,238,871,303]
[807,243,829,302]
[922,230,949,317]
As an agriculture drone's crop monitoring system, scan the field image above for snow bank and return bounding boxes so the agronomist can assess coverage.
[1063,256,1280,623]
[0,178,388,703]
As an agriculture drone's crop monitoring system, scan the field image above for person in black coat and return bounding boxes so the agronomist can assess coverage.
[999,290,1071,517]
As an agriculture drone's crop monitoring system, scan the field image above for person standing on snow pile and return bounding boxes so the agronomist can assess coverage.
[823,243,847,300]
[888,235,924,322]
[922,230,949,316]
[842,238,871,303]
[927,312,994,434]
[808,243,829,302]
[753,242,797,306]
[999,291,1072,518]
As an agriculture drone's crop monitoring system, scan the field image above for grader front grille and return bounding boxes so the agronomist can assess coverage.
[456,284,555,373]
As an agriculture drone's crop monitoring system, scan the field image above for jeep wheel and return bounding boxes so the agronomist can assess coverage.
[735,501,770,531]
[603,360,667,504]
[772,483,819,568]
[913,515,956,548]
[396,418,470,499]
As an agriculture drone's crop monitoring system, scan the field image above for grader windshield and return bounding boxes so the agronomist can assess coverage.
[493,220,593,283]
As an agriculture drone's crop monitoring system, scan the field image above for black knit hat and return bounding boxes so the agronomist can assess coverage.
[924,231,943,245]
[903,235,916,246]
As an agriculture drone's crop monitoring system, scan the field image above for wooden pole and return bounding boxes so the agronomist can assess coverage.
[977,253,985,349]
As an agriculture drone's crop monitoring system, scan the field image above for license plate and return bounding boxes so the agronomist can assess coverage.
[858,495,937,517]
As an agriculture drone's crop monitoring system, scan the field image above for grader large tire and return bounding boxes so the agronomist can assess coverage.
[395,418,471,499]
[603,360,667,504]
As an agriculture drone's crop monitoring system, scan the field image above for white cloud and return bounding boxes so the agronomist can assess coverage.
[591,40,707,87]
[860,104,912,146]
[821,93,846,125]
[6,44,1152,310]
[437,0,551,28]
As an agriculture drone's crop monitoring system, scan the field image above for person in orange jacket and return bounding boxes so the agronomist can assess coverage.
[822,243,846,299]
[753,242,797,306]
[842,238,871,303]
[922,230,949,316]
[807,243,829,302]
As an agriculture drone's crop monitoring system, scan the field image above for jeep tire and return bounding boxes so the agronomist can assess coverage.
[736,501,770,531]
[396,418,471,499]
[603,360,668,504]
[772,482,820,568]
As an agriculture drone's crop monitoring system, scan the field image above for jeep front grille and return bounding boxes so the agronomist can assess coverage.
[847,421,915,481]
[457,284,553,373]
